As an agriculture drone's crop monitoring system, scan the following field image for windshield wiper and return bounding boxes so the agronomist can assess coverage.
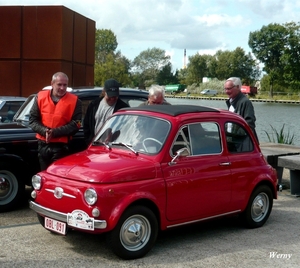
[92,140,111,149]
[111,142,138,155]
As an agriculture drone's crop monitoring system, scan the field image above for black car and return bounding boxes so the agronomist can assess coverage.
[0,87,149,212]
[0,96,27,123]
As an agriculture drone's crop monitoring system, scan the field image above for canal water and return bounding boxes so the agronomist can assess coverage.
[166,97,300,146]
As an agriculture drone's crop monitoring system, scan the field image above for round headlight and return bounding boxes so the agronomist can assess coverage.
[32,174,42,190]
[84,188,97,205]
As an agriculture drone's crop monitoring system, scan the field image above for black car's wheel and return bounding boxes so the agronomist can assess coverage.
[0,164,25,212]
[106,206,158,260]
[242,185,273,228]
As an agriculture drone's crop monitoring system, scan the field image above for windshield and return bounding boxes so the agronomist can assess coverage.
[14,95,35,123]
[93,114,171,154]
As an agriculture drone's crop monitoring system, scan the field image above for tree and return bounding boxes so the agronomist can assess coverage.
[94,52,131,87]
[131,48,171,88]
[156,63,179,85]
[249,23,288,96]
[213,48,260,83]
[94,29,131,87]
[185,54,209,85]
[281,22,300,91]
[95,29,118,64]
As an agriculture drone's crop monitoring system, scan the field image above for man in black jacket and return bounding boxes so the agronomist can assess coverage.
[224,77,259,142]
[83,78,129,146]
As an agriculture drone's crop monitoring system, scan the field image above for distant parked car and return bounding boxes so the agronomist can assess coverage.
[200,89,218,96]
[30,104,278,260]
[0,96,26,123]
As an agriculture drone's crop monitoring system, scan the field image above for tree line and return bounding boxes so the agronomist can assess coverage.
[95,22,300,95]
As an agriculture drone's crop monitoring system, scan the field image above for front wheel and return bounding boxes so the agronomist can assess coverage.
[0,166,25,212]
[241,185,273,228]
[106,206,158,259]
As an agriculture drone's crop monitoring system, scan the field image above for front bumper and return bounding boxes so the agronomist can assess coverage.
[29,201,107,229]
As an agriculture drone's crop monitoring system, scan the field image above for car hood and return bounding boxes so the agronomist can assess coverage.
[0,122,28,130]
[46,150,158,183]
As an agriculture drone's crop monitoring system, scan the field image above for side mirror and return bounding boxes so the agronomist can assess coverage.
[169,147,190,165]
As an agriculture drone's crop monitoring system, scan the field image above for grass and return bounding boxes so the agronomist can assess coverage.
[264,124,295,145]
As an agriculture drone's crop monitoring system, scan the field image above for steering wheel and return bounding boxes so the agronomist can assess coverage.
[142,138,163,152]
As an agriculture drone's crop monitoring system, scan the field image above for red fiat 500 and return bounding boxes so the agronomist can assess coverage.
[30,105,277,259]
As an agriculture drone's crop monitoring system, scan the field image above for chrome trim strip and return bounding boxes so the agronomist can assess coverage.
[45,188,76,198]
[166,210,241,229]
[29,201,107,229]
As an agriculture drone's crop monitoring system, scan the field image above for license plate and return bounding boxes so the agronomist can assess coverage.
[44,217,67,235]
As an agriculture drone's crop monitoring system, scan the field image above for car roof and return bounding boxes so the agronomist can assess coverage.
[119,104,220,116]
[39,87,149,98]
[0,96,27,101]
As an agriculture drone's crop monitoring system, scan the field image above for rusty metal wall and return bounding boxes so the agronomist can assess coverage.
[0,6,95,96]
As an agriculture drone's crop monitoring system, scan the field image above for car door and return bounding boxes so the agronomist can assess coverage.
[164,122,232,222]
[224,121,259,210]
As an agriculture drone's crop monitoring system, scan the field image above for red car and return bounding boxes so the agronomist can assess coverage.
[30,105,277,259]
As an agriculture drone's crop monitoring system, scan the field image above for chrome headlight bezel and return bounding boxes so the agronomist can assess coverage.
[32,174,42,190]
[84,188,97,205]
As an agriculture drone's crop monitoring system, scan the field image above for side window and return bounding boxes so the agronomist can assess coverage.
[189,123,221,155]
[120,97,148,107]
[225,122,254,153]
[171,126,190,155]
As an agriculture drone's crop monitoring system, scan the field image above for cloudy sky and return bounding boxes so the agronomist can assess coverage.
[2,0,300,71]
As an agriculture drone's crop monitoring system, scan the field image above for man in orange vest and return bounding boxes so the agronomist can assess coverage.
[29,72,82,170]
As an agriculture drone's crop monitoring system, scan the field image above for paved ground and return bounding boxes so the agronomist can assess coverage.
[0,176,299,268]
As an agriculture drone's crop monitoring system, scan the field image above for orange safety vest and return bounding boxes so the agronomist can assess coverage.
[36,90,78,143]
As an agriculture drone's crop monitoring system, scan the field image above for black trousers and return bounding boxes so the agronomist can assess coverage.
[38,140,69,171]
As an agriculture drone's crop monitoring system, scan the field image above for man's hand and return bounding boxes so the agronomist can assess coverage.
[46,128,53,143]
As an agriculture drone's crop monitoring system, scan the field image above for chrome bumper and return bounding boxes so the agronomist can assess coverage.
[29,201,107,229]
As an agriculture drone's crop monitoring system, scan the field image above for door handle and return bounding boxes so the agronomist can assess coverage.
[219,162,231,166]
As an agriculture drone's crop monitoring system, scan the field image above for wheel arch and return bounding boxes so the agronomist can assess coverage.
[107,196,162,232]
[0,154,32,185]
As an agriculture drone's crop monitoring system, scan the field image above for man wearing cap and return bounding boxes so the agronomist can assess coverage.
[83,78,129,145]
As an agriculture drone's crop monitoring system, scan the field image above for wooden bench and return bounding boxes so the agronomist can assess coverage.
[278,155,300,196]
[260,143,300,187]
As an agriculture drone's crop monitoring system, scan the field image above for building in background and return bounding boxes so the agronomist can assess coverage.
[0,6,95,96]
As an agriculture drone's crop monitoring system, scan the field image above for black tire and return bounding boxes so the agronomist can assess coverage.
[106,206,158,260]
[241,185,273,228]
[0,164,25,212]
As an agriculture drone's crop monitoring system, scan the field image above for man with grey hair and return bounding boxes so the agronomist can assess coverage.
[140,85,171,105]
[29,72,82,170]
[224,77,258,142]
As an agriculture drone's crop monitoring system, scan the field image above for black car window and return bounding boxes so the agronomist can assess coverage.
[0,101,25,123]
[225,122,254,153]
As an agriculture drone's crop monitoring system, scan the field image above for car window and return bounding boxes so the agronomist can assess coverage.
[189,122,221,155]
[81,96,147,125]
[0,100,26,123]
[94,114,170,154]
[225,122,254,153]
[171,122,222,156]
[171,126,191,155]
[120,97,147,107]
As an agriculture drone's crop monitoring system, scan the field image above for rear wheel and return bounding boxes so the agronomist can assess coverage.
[242,185,273,228]
[0,165,25,212]
[106,206,158,259]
